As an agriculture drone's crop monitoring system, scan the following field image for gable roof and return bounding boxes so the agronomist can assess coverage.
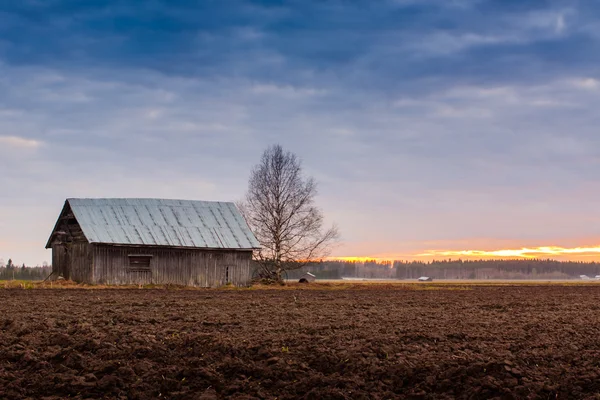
[46,198,260,250]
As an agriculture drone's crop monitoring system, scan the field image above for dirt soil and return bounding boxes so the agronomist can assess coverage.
[1,285,600,399]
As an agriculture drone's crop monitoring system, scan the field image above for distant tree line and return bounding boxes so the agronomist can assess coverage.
[0,259,52,281]
[285,259,600,280]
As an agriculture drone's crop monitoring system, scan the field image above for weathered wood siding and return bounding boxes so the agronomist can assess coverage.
[68,242,94,283]
[51,244,67,279]
[51,243,94,282]
[50,205,93,282]
[93,245,252,287]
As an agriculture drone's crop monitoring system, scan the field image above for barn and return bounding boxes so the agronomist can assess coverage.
[46,198,260,287]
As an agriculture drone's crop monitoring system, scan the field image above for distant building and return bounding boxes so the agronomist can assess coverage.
[46,198,260,287]
[299,272,316,283]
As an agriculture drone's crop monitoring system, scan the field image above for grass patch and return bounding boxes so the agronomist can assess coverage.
[0,279,597,290]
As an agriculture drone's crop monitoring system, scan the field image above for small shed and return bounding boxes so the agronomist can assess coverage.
[46,198,260,287]
[299,272,316,283]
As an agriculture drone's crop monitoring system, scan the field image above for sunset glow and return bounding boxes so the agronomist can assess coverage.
[328,256,395,264]
[418,246,600,259]
[330,245,600,262]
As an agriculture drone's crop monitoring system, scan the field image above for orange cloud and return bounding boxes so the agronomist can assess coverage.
[0,135,42,148]
[328,256,394,264]
[329,245,600,262]
[418,246,600,259]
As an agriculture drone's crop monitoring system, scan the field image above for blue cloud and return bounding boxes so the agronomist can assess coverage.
[2,0,597,86]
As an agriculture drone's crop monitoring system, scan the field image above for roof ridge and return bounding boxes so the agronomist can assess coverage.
[67,197,231,203]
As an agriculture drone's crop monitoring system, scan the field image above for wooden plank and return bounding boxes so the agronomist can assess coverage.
[91,245,252,287]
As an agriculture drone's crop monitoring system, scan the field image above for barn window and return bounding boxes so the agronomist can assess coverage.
[128,255,152,272]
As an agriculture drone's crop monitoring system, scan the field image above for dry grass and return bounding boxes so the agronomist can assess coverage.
[0,280,178,290]
[1,278,597,291]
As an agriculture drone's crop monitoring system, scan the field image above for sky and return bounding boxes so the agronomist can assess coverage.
[2,0,600,266]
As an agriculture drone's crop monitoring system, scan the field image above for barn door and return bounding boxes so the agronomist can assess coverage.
[127,255,153,285]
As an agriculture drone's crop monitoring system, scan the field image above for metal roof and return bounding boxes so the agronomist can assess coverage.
[46,198,260,250]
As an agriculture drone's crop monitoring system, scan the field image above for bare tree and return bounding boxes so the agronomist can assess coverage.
[239,144,339,282]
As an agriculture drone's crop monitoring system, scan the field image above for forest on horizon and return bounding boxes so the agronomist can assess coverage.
[288,258,600,280]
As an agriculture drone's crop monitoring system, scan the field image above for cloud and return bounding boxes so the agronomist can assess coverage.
[0,135,42,148]
[419,245,600,260]
[514,9,574,34]
[2,0,600,265]
[330,244,600,262]
[408,33,517,56]
[555,14,566,34]
[250,83,327,98]
[573,78,600,89]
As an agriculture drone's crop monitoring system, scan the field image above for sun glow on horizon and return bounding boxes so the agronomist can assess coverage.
[418,246,600,259]
[328,256,395,264]
[330,245,600,262]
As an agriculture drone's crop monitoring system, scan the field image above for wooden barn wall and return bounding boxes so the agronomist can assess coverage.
[92,245,252,287]
[68,242,94,283]
[51,242,94,282]
[50,209,93,282]
[51,244,67,278]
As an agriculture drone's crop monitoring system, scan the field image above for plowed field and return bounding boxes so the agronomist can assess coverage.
[1,285,600,399]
